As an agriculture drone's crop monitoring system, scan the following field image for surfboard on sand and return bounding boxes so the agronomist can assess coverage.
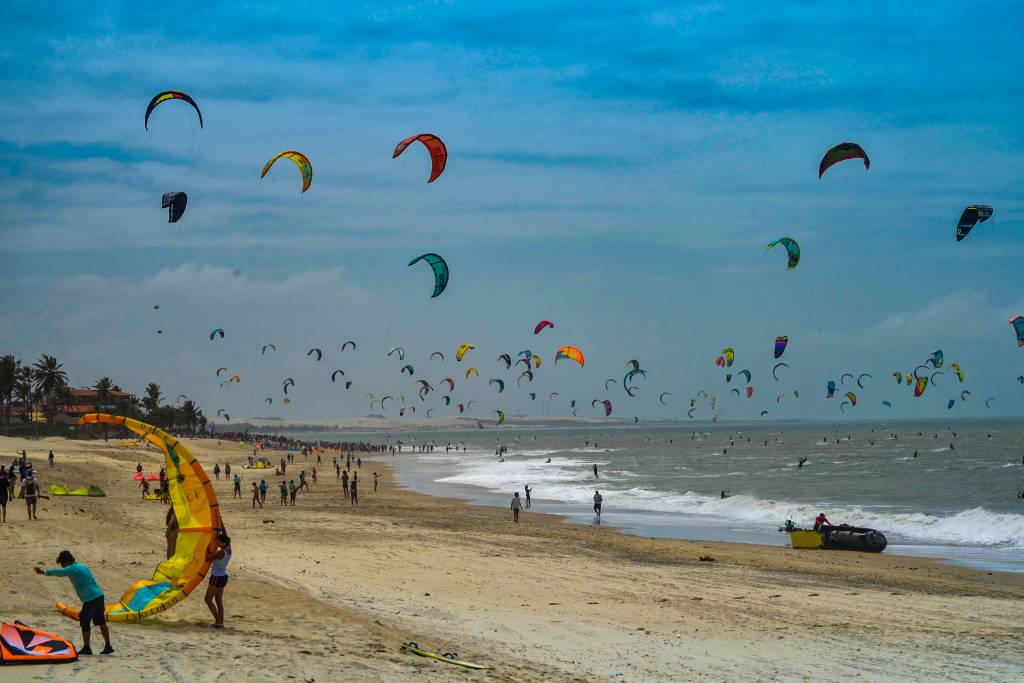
[401,642,488,670]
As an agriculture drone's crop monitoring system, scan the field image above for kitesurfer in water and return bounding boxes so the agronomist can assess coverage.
[524,485,532,508]
[204,534,232,629]
[798,457,808,470]
[35,551,114,655]
[592,463,599,478]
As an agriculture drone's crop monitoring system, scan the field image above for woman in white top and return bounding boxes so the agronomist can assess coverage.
[204,533,232,628]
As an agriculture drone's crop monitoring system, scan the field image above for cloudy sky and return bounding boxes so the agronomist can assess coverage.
[2,1,1022,422]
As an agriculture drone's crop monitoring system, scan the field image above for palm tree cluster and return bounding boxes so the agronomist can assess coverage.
[0,353,207,433]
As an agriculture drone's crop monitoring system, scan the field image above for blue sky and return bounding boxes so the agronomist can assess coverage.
[1,1,1022,422]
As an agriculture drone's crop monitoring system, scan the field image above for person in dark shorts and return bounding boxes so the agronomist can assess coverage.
[511,491,522,523]
[593,490,603,516]
[350,474,359,506]
[0,466,9,522]
[35,550,113,655]
[204,534,232,628]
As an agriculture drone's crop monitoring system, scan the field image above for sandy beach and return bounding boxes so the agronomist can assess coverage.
[1,434,1022,682]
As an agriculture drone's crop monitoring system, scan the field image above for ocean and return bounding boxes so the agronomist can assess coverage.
[291,419,1024,572]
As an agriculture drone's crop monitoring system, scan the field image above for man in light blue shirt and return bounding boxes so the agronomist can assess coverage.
[35,550,114,655]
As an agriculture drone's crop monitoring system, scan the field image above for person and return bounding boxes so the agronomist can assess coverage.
[165,507,179,559]
[797,457,808,470]
[545,457,551,463]
[372,472,380,492]
[511,491,522,523]
[592,463,599,478]
[357,456,362,469]
[140,478,150,498]
[48,450,55,468]
[311,467,318,485]
[279,480,288,505]
[813,512,831,531]
[251,482,262,509]
[21,468,40,520]
[232,473,242,499]
[593,490,603,516]
[720,490,729,499]
[224,463,231,477]
[213,463,221,481]
[136,463,143,474]
[524,485,532,509]
[259,479,268,505]
[288,480,298,506]
[204,534,232,628]
[350,474,358,506]
[341,470,350,499]
[0,466,8,522]
[35,551,113,655]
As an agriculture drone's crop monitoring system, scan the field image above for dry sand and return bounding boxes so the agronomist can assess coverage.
[1,434,1021,682]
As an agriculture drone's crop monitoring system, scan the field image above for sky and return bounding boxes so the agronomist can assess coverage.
[1,1,1023,423]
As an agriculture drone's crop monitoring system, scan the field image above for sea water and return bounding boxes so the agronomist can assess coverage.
[292,420,1024,572]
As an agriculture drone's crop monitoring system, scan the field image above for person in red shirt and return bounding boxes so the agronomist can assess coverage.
[813,512,831,531]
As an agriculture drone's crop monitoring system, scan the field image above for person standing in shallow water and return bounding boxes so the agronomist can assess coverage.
[524,485,532,509]
[511,491,522,522]
[593,490,603,516]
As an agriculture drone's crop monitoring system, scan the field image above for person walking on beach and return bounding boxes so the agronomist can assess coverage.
[0,466,9,522]
[592,463,599,479]
[593,490,603,516]
[204,534,231,628]
[342,470,350,499]
[259,479,268,505]
[279,480,288,505]
[21,468,40,520]
[35,551,114,655]
[357,457,362,469]
[524,485,532,509]
[251,482,262,509]
[232,473,242,499]
[288,480,298,506]
[213,463,221,481]
[511,491,523,522]
[140,478,150,498]
[373,472,380,492]
[48,450,55,468]
[350,475,359,506]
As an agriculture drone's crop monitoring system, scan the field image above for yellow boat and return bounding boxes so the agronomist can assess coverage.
[789,529,823,549]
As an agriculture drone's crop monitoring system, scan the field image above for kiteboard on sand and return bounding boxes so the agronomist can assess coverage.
[401,642,488,670]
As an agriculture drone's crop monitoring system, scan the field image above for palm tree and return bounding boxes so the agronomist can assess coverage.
[94,377,114,409]
[0,355,19,425]
[14,368,33,422]
[142,383,163,415]
[180,400,199,433]
[32,354,68,397]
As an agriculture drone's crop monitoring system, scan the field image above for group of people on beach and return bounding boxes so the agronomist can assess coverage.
[1,450,52,521]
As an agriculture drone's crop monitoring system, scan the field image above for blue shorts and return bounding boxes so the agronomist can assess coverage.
[210,575,228,588]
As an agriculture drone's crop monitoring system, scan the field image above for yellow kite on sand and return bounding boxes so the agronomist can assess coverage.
[58,414,224,622]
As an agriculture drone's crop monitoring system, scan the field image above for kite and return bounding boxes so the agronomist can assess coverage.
[914,376,928,397]
[441,377,455,391]
[840,401,851,413]
[625,386,638,397]
[489,379,505,393]
[1010,316,1024,347]
[430,351,445,362]
[773,336,788,359]
[766,237,800,270]
[466,368,478,378]
[549,392,560,400]
[209,328,224,340]
[145,91,203,130]
[624,369,647,386]
[775,394,784,403]
[893,371,903,384]
[845,391,857,406]
[534,320,554,334]
[947,399,956,410]
[265,397,273,405]
[819,142,869,178]
[592,399,612,417]
[826,380,836,398]
[949,363,964,382]
[931,371,944,387]
[216,409,229,421]
[283,378,295,394]
[401,364,414,375]
[715,356,726,368]
[161,192,187,223]
[738,369,752,384]
[531,355,542,369]
[331,370,345,382]
[555,346,585,367]
[341,341,357,352]
[442,396,451,406]
[626,360,641,371]
[0,620,78,663]
[529,393,536,401]
[229,375,240,383]
[687,408,697,418]
[659,392,672,405]
[955,205,994,241]
[215,367,228,377]
[176,395,188,404]
[985,397,995,409]
[261,344,276,354]
[261,151,312,193]
[426,409,434,417]
[605,378,617,391]
[928,350,944,369]
[518,350,532,359]
[392,133,448,183]
[730,388,741,397]
[725,374,733,383]
[745,386,753,398]
[455,343,475,362]
[388,347,406,360]
[67,414,223,622]
[518,370,533,385]
[307,348,322,361]
[840,373,854,386]
[856,373,872,389]
[772,363,789,381]
[408,253,449,298]
[380,396,394,410]
[960,390,971,401]
[497,353,512,369]
[721,348,735,367]
[881,400,892,408]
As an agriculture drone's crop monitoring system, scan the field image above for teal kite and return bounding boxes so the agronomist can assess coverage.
[766,237,800,270]
[408,253,449,298]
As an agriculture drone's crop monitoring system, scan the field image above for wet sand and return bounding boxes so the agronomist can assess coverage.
[1,434,1021,682]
